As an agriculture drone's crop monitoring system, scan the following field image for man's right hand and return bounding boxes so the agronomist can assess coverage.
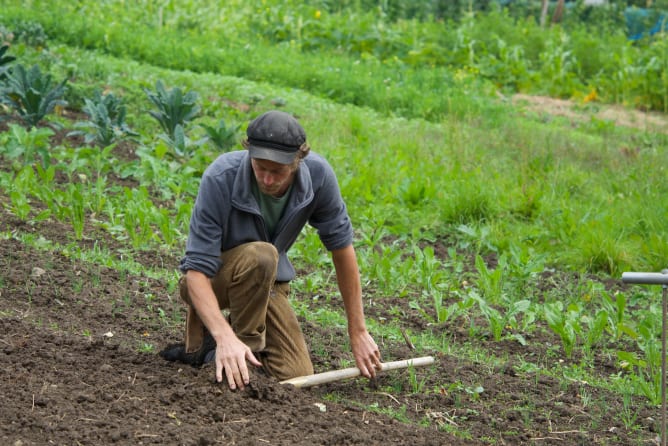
[185,270,262,390]
[214,335,262,390]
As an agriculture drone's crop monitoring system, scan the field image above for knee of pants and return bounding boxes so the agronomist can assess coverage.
[283,361,314,381]
[264,356,314,382]
[242,242,279,275]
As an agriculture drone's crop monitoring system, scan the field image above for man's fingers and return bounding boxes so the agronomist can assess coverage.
[215,360,224,383]
[358,349,382,379]
[220,357,255,390]
[356,357,373,378]
[239,362,251,387]
[214,341,264,390]
[364,365,375,379]
[224,363,240,390]
[225,363,248,390]
[367,358,379,378]
[246,350,262,367]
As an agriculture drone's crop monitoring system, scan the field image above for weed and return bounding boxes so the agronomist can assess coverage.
[620,391,638,430]
[407,364,427,394]
[578,385,591,409]
[138,342,155,353]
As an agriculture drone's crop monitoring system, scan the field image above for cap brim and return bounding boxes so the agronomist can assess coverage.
[248,145,297,165]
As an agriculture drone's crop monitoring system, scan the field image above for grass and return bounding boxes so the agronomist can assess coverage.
[0,2,667,441]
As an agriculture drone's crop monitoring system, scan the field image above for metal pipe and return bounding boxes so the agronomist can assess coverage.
[622,271,668,285]
[663,285,667,446]
[622,269,668,446]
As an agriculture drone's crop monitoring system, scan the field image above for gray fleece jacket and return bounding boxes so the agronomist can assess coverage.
[179,150,354,281]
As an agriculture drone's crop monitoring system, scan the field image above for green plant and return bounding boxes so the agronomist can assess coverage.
[620,391,638,430]
[65,183,86,240]
[3,165,50,222]
[0,24,14,44]
[474,253,505,304]
[0,43,15,82]
[138,342,155,353]
[0,63,67,128]
[70,90,138,146]
[145,80,201,154]
[201,119,240,151]
[13,20,48,47]
[157,124,205,157]
[0,123,54,167]
[543,301,580,358]
[422,290,470,324]
[8,189,31,221]
[407,363,427,394]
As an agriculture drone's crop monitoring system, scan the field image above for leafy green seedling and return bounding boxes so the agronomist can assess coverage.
[138,342,155,353]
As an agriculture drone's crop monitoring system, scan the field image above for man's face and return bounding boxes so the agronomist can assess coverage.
[251,157,297,198]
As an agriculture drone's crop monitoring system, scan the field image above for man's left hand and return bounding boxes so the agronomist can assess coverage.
[350,330,382,378]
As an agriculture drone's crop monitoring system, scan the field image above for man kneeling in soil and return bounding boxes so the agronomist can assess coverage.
[161,110,381,390]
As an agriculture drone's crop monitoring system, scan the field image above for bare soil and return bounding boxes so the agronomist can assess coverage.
[512,94,668,134]
[0,105,664,445]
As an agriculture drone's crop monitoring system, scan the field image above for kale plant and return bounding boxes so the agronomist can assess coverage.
[0,44,15,82]
[13,20,48,48]
[70,90,138,147]
[0,63,67,128]
[201,119,240,151]
[145,80,200,139]
[145,80,202,157]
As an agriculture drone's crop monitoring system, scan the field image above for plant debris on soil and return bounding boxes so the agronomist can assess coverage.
[0,107,663,445]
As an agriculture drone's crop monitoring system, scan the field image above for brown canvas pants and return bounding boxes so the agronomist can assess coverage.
[179,241,314,380]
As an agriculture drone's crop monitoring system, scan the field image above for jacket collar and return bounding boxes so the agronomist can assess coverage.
[231,153,314,212]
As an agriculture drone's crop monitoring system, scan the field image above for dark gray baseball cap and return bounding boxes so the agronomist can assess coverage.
[246,110,306,164]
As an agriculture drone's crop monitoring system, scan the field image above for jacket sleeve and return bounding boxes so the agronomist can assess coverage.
[308,159,354,251]
[179,172,226,277]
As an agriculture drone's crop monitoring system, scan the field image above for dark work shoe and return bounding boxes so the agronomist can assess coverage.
[159,333,216,367]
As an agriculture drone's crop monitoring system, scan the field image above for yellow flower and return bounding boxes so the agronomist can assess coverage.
[315,10,321,19]
[583,89,597,103]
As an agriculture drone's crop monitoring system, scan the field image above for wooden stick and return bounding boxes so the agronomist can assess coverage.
[280,356,435,388]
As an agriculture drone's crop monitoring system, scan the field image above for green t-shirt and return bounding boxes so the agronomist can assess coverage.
[252,179,293,238]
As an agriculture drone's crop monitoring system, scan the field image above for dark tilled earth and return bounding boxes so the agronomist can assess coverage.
[0,120,662,445]
[0,203,661,446]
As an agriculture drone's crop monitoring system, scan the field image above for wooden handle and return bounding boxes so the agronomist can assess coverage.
[280,356,435,388]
